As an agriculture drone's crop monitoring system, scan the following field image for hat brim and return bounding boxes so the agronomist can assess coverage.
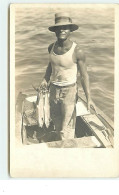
[48,23,79,32]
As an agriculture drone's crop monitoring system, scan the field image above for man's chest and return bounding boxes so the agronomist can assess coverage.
[54,46,70,55]
[52,48,77,64]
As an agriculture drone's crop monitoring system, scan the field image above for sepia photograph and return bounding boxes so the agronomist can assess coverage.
[10,4,119,177]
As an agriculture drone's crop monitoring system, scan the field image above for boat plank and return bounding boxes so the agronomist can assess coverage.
[44,136,101,148]
[78,97,114,130]
[82,114,113,148]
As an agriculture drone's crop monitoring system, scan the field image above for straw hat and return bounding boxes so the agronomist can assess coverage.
[49,12,79,32]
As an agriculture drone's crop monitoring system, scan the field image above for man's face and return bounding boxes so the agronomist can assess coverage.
[55,25,71,40]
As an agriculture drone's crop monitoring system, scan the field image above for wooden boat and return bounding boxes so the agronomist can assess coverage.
[17,92,114,148]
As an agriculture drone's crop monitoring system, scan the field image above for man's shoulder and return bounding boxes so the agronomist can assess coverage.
[74,43,86,61]
[48,43,54,53]
[74,43,84,54]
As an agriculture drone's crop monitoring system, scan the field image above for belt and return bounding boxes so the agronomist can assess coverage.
[50,82,76,88]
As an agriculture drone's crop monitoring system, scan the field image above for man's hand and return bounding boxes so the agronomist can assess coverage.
[33,79,48,92]
[87,98,97,113]
[40,79,48,90]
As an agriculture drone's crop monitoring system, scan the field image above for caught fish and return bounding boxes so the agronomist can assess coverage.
[37,91,44,128]
[44,91,50,128]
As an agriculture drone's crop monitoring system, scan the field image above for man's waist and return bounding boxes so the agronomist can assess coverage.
[50,82,76,88]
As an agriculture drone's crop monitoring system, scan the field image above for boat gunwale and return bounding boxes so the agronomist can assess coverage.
[78,96,114,131]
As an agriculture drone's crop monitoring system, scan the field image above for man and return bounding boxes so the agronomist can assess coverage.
[40,12,92,140]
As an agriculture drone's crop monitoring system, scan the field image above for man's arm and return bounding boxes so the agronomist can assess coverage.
[44,43,54,82]
[75,46,91,110]
[44,62,52,83]
[39,43,53,88]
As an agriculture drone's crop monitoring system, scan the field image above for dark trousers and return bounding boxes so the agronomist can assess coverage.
[49,83,77,140]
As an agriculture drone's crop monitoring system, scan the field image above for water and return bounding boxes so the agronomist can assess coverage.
[15,5,114,120]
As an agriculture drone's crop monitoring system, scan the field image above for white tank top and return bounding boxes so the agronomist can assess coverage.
[49,42,77,86]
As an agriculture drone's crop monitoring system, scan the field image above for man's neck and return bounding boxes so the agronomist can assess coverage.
[57,38,71,47]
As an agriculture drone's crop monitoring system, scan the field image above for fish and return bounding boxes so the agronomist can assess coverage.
[44,91,51,128]
[37,91,45,128]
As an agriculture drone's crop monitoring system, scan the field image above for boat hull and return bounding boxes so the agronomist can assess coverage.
[18,93,114,148]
